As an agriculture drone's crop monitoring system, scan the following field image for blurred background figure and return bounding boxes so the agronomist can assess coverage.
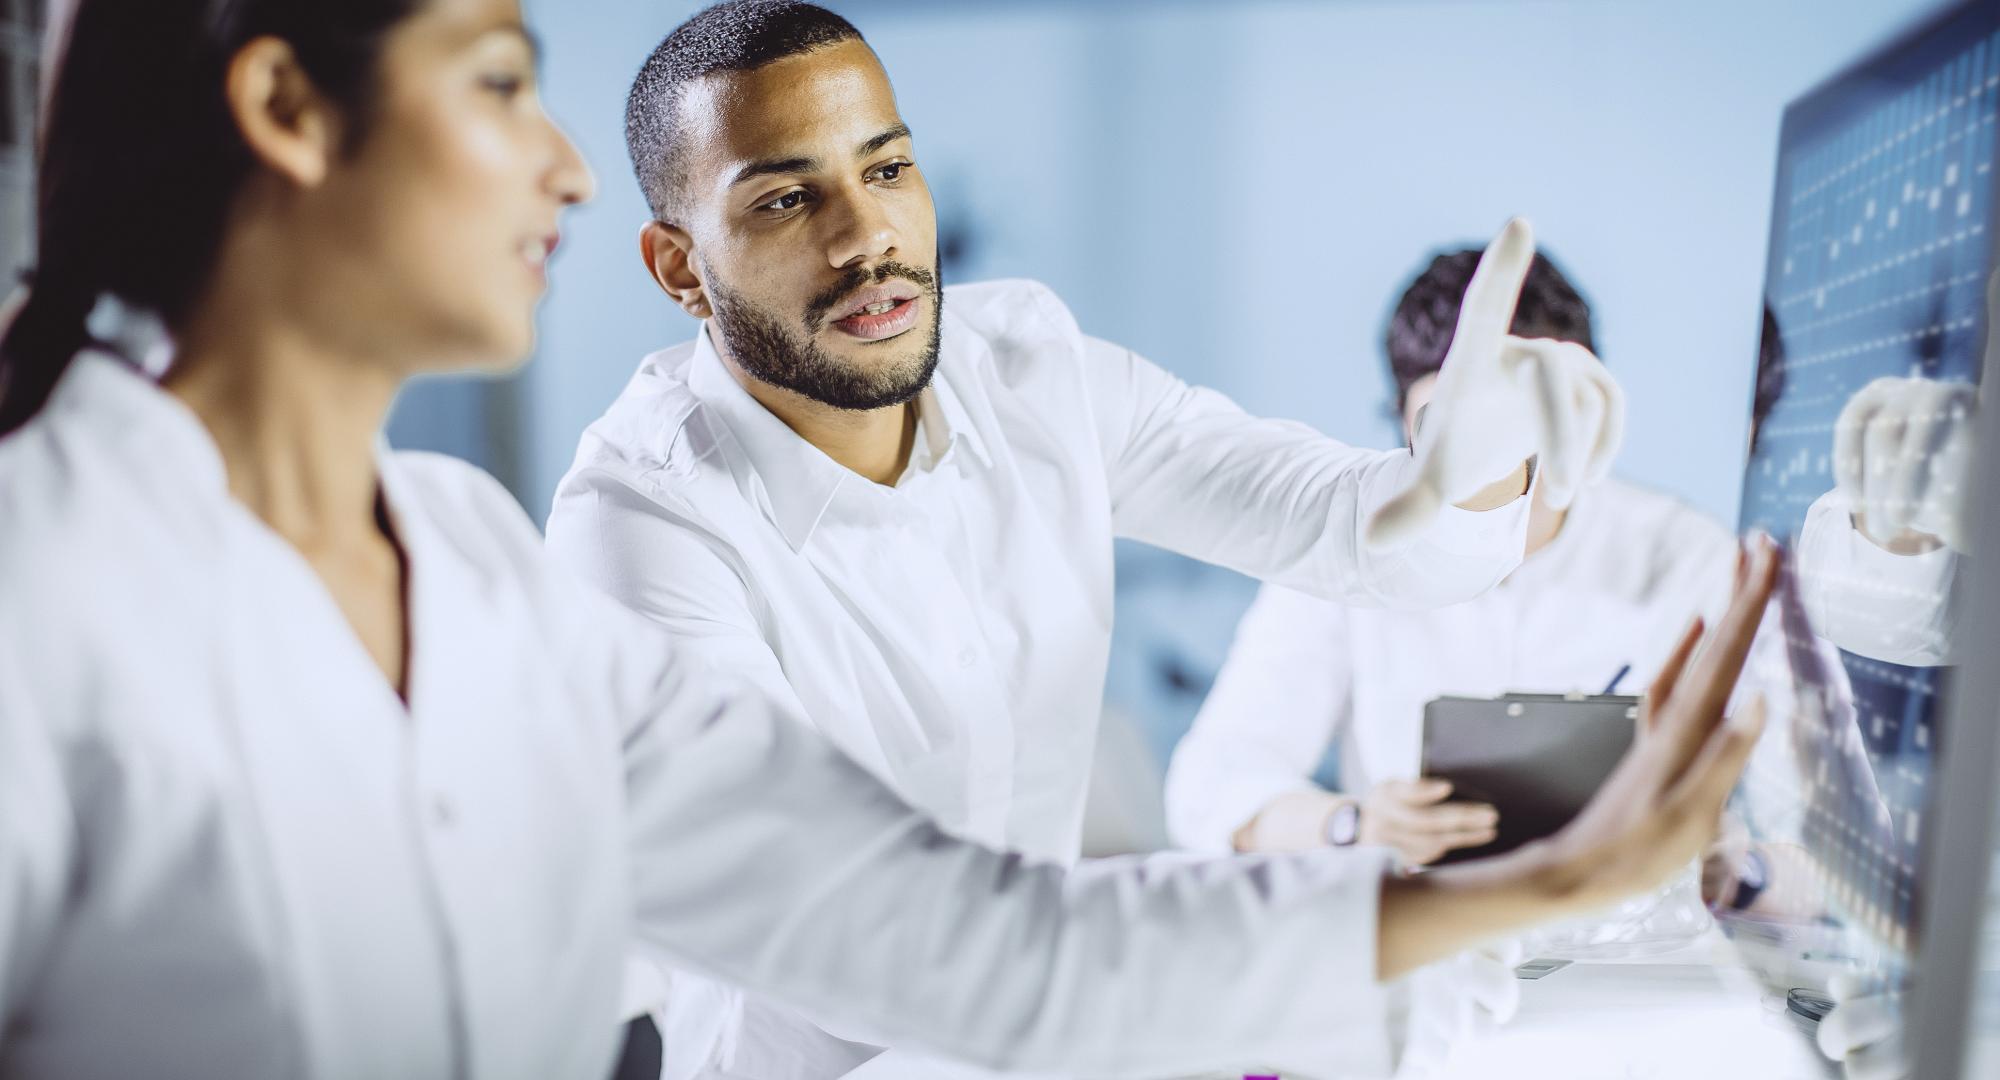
[1161,247,1733,861]
[1163,247,1810,958]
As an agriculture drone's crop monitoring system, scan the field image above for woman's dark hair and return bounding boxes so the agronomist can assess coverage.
[0,0,422,436]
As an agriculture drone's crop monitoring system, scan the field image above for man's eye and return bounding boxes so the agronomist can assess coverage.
[875,163,906,182]
[763,190,810,212]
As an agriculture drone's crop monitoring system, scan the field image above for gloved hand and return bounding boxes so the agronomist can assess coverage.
[1832,375,1978,554]
[1366,218,1626,549]
[1394,939,1525,1076]
[1816,973,1908,1080]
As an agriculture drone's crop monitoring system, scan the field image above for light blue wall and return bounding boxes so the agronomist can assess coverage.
[506,0,1952,759]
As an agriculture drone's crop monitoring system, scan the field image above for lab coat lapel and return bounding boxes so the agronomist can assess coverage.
[209,495,456,1077]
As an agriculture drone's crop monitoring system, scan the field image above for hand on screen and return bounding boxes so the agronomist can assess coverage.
[1366,217,1626,548]
[1359,779,1499,867]
[1832,375,1977,554]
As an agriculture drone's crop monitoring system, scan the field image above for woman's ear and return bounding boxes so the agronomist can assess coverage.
[641,221,711,319]
[223,36,342,188]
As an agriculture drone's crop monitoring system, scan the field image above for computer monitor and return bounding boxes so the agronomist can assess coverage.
[1732,2,2000,1075]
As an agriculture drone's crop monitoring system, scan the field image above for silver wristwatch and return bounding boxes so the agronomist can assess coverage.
[1324,801,1361,847]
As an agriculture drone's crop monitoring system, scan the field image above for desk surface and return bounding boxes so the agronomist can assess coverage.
[1434,935,1832,1080]
[842,931,1833,1080]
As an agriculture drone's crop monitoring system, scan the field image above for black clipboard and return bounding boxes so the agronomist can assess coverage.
[1419,692,1642,865]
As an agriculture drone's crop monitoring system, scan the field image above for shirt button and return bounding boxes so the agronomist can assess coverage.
[429,795,457,829]
[956,647,977,669]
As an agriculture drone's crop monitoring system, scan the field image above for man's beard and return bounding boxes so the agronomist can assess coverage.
[708,259,944,411]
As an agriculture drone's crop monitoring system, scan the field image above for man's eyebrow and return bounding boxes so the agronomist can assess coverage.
[727,124,913,189]
[857,123,912,159]
[730,155,821,188]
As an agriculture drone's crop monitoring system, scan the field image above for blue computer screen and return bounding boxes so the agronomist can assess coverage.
[1731,0,1997,1050]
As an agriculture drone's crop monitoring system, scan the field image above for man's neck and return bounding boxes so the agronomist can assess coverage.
[721,352,918,486]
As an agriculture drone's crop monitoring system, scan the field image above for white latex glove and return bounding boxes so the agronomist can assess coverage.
[1816,973,1908,1080]
[1393,939,1525,1077]
[1832,375,1978,553]
[1366,218,1626,549]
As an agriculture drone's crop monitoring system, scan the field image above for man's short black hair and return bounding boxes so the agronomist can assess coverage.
[625,1,864,224]
[1384,247,1596,411]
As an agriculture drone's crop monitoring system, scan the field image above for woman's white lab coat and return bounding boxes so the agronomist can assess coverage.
[0,354,1414,1080]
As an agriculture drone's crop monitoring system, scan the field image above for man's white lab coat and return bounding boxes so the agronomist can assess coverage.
[547,279,1533,1077]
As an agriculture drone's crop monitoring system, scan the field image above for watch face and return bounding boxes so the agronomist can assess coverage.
[1328,803,1361,847]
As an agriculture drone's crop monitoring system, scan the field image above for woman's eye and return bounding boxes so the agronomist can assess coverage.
[482,74,526,99]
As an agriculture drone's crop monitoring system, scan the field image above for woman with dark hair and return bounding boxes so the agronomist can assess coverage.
[0,1,1779,1078]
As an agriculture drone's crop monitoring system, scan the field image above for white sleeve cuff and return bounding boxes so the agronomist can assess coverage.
[1172,772,1327,853]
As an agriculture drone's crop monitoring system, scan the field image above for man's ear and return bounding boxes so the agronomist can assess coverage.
[641,221,711,319]
[224,36,342,188]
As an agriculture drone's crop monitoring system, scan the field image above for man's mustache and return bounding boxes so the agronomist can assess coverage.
[804,261,938,330]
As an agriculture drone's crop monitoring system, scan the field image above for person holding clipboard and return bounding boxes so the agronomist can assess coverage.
[1167,248,1796,914]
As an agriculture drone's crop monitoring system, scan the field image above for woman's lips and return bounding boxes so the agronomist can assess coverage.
[831,295,921,341]
[521,234,559,282]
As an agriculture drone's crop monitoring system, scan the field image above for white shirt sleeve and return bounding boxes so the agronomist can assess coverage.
[0,633,73,1031]
[545,471,813,724]
[1796,489,1958,666]
[620,668,1400,1076]
[1076,332,1527,610]
[1165,585,1353,853]
[529,562,1406,1077]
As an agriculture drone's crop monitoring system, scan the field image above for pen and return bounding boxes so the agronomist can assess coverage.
[1600,663,1632,695]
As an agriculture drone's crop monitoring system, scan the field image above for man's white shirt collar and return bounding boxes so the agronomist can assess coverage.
[685,321,992,553]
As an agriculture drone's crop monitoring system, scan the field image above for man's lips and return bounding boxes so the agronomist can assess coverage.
[831,282,922,321]
[831,294,922,341]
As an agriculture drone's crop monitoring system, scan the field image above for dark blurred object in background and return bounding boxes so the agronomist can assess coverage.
[2,0,41,293]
